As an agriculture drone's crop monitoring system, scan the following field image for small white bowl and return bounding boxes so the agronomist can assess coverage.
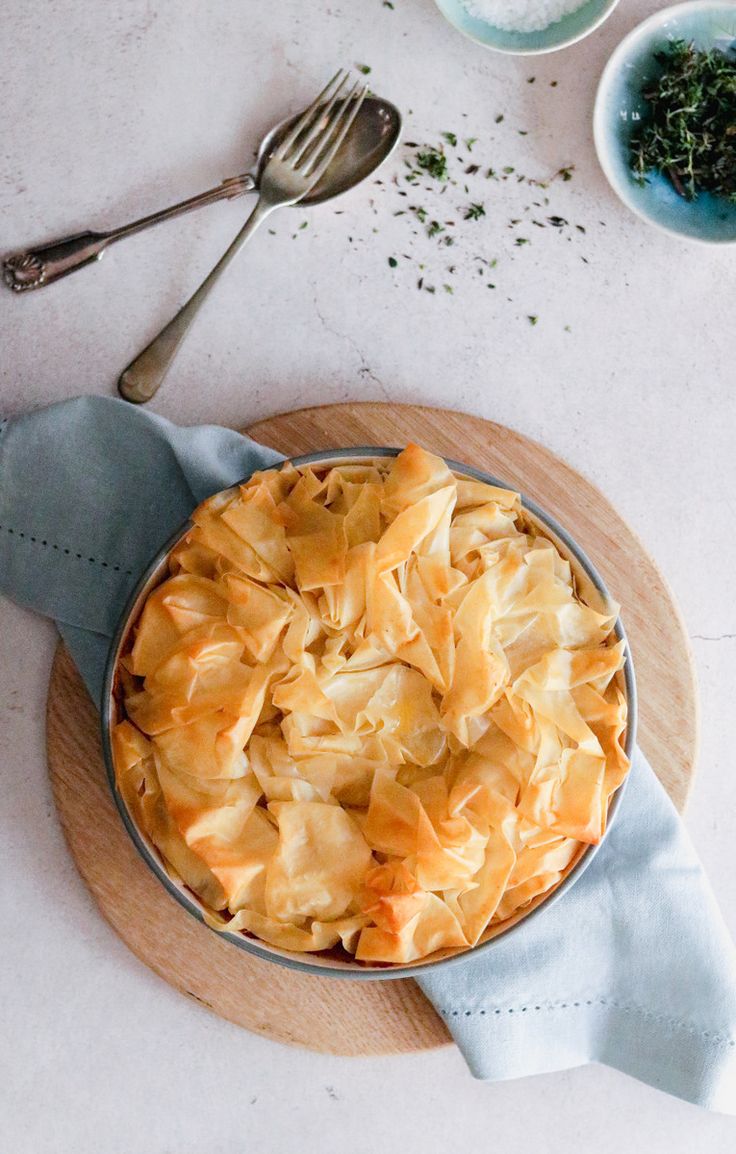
[433,0,621,56]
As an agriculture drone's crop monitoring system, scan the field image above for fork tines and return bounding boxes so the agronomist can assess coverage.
[277,70,368,183]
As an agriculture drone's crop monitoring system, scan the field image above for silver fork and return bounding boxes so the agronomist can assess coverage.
[119,70,367,404]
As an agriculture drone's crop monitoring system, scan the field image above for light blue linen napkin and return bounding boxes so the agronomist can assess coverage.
[2,395,735,1112]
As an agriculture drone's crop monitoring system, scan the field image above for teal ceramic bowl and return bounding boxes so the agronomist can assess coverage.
[594,1,736,244]
[433,0,620,55]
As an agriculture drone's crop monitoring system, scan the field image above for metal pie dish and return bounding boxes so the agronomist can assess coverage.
[101,448,637,980]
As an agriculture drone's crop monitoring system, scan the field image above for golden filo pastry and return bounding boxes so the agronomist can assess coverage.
[111,444,629,965]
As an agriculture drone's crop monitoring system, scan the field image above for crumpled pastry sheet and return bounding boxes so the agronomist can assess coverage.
[112,445,629,966]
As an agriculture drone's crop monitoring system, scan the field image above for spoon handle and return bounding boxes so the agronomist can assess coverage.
[2,174,256,293]
[118,196,274,404]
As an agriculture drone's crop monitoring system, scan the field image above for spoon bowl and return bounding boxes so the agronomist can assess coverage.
[256,94,402,204]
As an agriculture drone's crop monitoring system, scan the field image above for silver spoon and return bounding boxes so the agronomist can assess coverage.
[3,91,401,294]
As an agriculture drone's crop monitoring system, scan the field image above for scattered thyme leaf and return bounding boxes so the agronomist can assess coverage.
[357,64,372,75]
[528,315,538,325]
[416,146,449,181]
[387,120,583,302]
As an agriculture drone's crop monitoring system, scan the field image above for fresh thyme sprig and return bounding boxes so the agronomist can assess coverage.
[630,39,736,202]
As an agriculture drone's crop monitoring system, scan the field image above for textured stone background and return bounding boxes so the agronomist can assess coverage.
[1,1,734,1150]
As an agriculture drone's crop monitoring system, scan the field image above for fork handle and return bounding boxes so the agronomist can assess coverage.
[3,174,256,293]
[118,197,274,404]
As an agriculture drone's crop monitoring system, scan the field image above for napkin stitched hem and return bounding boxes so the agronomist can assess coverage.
[436,999,736,1049]
[0,522,133,577]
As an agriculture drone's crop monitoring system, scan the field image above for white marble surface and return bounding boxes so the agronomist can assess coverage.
[1,1,735,1150]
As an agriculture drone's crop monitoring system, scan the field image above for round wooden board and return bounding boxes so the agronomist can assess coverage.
[47,402,698,1057]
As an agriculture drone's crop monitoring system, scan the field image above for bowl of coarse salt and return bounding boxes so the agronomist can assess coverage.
[433,0,620,54]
